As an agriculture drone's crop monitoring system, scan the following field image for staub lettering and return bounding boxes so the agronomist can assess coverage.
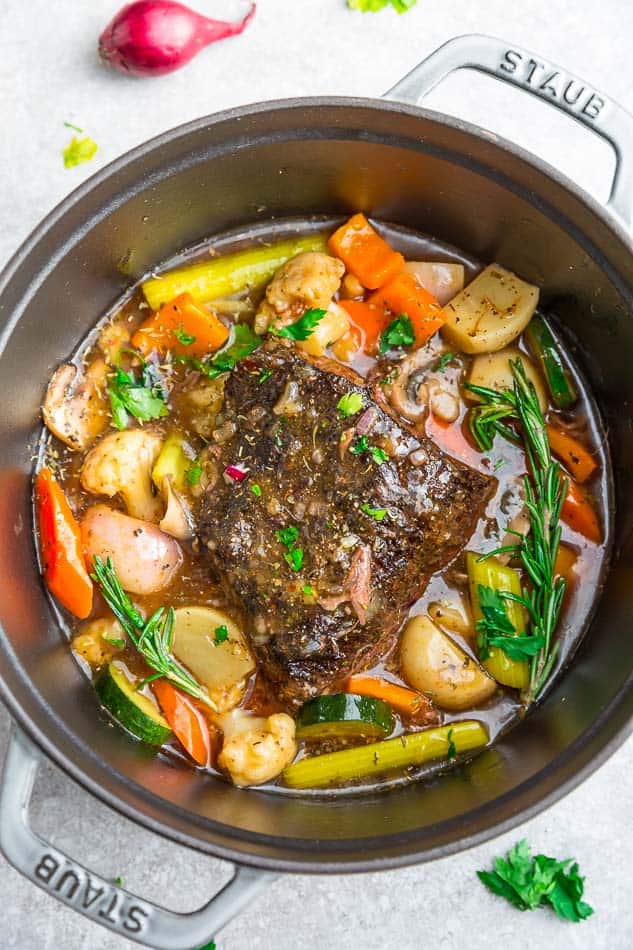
[499,50,605,121]
[34,853,148,935]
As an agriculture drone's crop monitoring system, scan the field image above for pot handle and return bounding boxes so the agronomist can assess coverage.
[0,725,276,950]
[385,33,633,229]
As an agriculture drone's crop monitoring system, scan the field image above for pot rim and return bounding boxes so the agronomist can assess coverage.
[1,94,632,873]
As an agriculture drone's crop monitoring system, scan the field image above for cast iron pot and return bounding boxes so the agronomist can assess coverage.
[0,34,632,949]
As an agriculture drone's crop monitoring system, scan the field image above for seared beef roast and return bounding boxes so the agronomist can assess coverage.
[197,341,493,707]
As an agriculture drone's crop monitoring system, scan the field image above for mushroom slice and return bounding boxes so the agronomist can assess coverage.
[81,429,163,522]
[43,360,109,451]
[159,476,195,540]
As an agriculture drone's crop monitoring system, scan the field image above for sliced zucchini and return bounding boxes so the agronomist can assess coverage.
[296,693,394,741]
[96,663,171,746]
[524,315,578,409]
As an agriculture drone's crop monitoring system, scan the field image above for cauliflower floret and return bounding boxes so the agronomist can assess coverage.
[71,617,125,670]
[217,712,297,787]
[255,252,344,334]
[81,429,163,522]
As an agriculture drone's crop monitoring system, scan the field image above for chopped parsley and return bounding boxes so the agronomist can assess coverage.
[200,324,260,378]
[251,483,262,497]
[303,584,315,596]
[108,361,169,430]
[114,875,125,888]
[276,525,303,572]
[174,326,196,346]
[258,368,273,384]
[379,314,415,353]
[197,941,216,950]
[446,728,456,760]
[271,308,326,341]
[360,503,388,521]
[351,436,388,465]
[186,462,202,486]
[213,625,229,645]
[476,584,545,662]
[438,351,455,372]
[63,134,98,169]
[380,370,398,387]
[337,392,364,417]
[493,458,506,472]
[477,840,593,922]
[102,633,125,648]
[347,0,417,11]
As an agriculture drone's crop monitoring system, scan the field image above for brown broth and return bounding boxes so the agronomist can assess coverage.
[38,216,612,795]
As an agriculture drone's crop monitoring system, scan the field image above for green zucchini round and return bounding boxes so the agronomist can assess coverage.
[96,663,171,746]
[297,693,394,741]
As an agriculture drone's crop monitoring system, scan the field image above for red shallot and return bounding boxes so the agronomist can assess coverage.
[224,464,248,483]
[99,1,256,77]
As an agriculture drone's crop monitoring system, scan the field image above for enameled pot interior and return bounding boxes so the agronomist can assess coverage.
[0,100,631,870]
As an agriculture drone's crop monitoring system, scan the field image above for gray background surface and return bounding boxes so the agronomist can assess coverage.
[0,0,632,947]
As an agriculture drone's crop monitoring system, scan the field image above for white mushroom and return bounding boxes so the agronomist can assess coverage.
[81,505,182,595]
[43,360,109,451]
[81,429,163,522]
[159,477,194,540]
[217,711,297,787]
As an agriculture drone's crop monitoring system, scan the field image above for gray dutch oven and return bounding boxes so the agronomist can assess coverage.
[0,33,631,949]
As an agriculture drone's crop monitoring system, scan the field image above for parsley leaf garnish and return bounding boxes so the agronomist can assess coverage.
[371,446,388,464]
[351,435,370,455]
[337,392,364,417]
[174,326,196,346]
[186,462,202,485]
[446,728,456,760]
[361,503,388,521]
[213,625,229,645]
[251,483,262,497]
[258,368,273,384]
[438,351,455,372]
[108,362,169,430]
[477,840,593,922]
[63,135,98,169]
[351,436,389,465]
[347,0,417,12]
[276,525,303,572]
[303,584,315,596]
[201,324,260,378]
[379,314,415,353]
[271,308,326,341]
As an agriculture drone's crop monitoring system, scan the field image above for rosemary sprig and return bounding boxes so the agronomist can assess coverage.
[465,361,568,703]
[91,556,218,712]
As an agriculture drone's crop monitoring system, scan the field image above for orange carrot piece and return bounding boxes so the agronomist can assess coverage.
[561,479,601,544]
[328,213,405,290]
[547,425,598,484]
[339,299,389,352]
[368,271,446,348]
[345,674,434,721]
[152,679,211,767]
[131,292,229,358]
[35,468,93,619]
[426,415,484,470]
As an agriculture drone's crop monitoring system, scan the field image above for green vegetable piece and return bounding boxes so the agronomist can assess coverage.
[283,720,487,788]
[251,483,262,497]
[271,308,326,341]
[213,625,229,645]
[525,315,578,409]
[379,314,415,353]
[438,351,455,372]
[284,548,304,572]
[361,503,387,521]
[95,663,171,746]
[477,840,593,922]
[63,135,98,169]
[297,694,394,741]
[276,526,299,548]
[337,392,364,417]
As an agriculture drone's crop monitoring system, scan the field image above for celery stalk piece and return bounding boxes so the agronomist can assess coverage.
[282,720,487,789]
[466,551,529,689]
[142,234,330,311]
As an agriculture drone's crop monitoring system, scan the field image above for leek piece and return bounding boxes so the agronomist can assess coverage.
[142,234,329,311]
[466,551,529,689]
[283,720,487,789]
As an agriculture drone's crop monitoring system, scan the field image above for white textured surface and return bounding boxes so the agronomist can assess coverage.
[1,0,632,947]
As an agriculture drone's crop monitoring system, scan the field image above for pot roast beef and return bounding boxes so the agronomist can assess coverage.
[197,341,493,708]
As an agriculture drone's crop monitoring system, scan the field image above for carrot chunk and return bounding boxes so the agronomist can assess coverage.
[328,213,404,290]
[152,679,211,767]
[35,468,93,619]
[344,674,435,722]
[546,425,598,484]
[339,300,389,352]
[131,292,229,358]
[368,271,446,348]
[561,479,601,543]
